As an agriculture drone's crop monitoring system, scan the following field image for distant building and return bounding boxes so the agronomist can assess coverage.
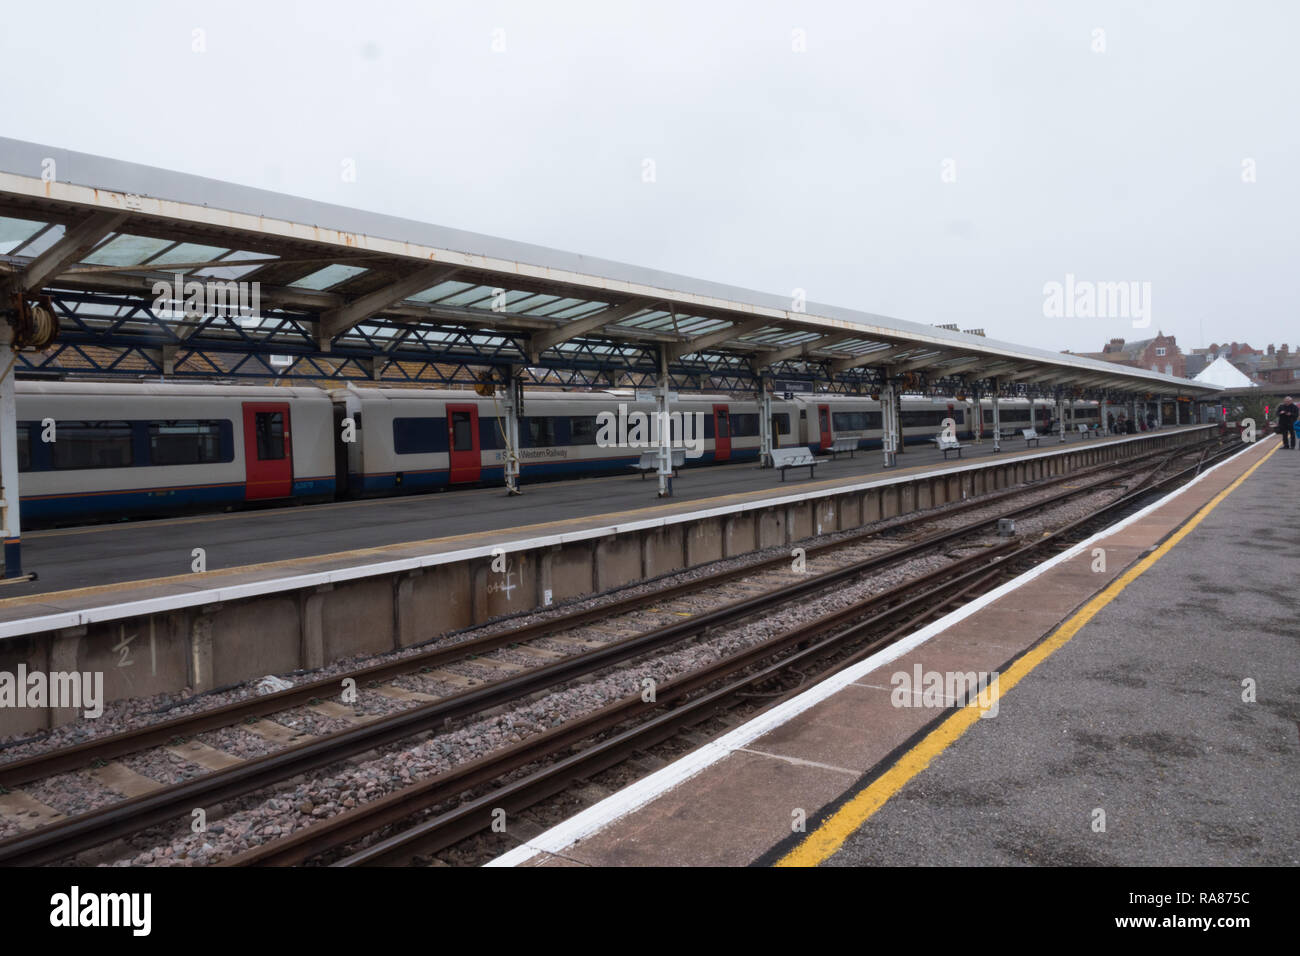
[1188,341,1298,386]
[1188,342,1263,382]
[1064,332,1185,378]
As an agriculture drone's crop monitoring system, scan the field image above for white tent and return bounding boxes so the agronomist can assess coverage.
[1193,356,1257,388]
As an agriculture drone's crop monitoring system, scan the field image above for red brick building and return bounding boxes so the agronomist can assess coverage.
[1066,332,1186,378]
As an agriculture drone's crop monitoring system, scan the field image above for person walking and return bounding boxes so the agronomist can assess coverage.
[1277,396,1299,450]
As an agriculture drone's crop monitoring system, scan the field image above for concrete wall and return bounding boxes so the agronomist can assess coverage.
[0,426,1216,734]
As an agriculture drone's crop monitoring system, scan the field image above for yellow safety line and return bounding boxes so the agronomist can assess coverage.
[775,439,1277,867]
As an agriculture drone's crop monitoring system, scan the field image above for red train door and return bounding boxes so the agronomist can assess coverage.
[712,404,731,462]
[817,403,832,450]
[242,402,293,499]
[447,403,481,483]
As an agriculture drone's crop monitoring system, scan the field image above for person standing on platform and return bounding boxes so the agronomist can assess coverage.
[1277,396,1299,449]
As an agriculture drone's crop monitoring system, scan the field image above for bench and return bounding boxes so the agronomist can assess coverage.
[934,434,967,459]
[1021,428,1041,447]
[770,445,827,481]
[1077,423,1093,439]
[633,447,686,479]
[828,437,859,459]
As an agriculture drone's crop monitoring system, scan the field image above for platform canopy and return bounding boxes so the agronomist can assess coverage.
[1193,356,1257,389]
[0,137,1220,400]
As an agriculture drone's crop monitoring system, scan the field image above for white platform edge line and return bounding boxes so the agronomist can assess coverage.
[486,437,1264,867]
[0,427,1211,641]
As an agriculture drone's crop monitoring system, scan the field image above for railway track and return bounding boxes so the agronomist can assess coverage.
[0,433,1239,866]
[241,435,1250,867]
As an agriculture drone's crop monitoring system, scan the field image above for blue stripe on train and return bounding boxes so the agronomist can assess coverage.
[21,477,336,523]
[355,448,767,493]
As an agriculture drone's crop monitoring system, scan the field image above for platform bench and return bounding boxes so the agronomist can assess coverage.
[935,435,967,459]
[828,437,860,459]
[633,447,686,479]
[1022,428,1041,447]
[1077,423,1093,439]
[771,446,826,481]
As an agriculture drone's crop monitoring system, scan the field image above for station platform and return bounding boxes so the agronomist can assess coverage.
[0,424,1215,734]
[5,426,1194,603]
[492,434,1296,867]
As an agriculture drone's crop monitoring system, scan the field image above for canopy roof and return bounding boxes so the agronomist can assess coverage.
[0,137,1219,398]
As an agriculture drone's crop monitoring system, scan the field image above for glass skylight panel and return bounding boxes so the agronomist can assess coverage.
[81,233,174,266]
[548,301,610,320]
[0,216,46,254]
[501,292,551,312]
[192,249,268,280]
[10,222,63,257]
[620,310,671,328]
[431,285,500,308]
[407,279,474,303]
[149,242,231,267]
[289,264,370,290]
[525,296,586,316]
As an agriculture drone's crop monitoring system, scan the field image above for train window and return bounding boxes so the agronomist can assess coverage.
[983,408,1030,424]
[450,412,473,451]
[818,408,829,434]
[899,410,938,428]
[773,414,791,435]
[392,417,447,455]
[569,417,598,445]
[50,421,134,470]
[478,417,501,450]
[149,421,227,466]
[730,413,759,437]
[832,411,883,431]
[254,412,286,461]
[525,417,555,446]
[716,410,730,438]
[17,423,31,472]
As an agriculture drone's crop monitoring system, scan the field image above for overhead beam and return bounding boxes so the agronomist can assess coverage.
[317,263,460,345]
[18,211,128,292]
[925,356,986,377]
[527,298,653,362]
[665,316,772,362]
[828,344,916,375]
[757,330,862,367]
[892,350,971,374]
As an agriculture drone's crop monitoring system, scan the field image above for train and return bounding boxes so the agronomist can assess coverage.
[11,381,1101,525]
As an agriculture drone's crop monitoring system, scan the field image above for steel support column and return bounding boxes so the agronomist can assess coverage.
[656,347,673,498]
[881,378,898,468]
[992,379,1002,453]
[0,324,22,577]
[501,368,523,495]
[759,377,773,467]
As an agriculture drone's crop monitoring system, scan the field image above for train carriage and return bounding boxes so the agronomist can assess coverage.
[8,381,1113,526]
[15,381,335,523]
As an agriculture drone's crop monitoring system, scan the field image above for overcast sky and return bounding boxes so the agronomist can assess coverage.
[2,0,1296,356]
